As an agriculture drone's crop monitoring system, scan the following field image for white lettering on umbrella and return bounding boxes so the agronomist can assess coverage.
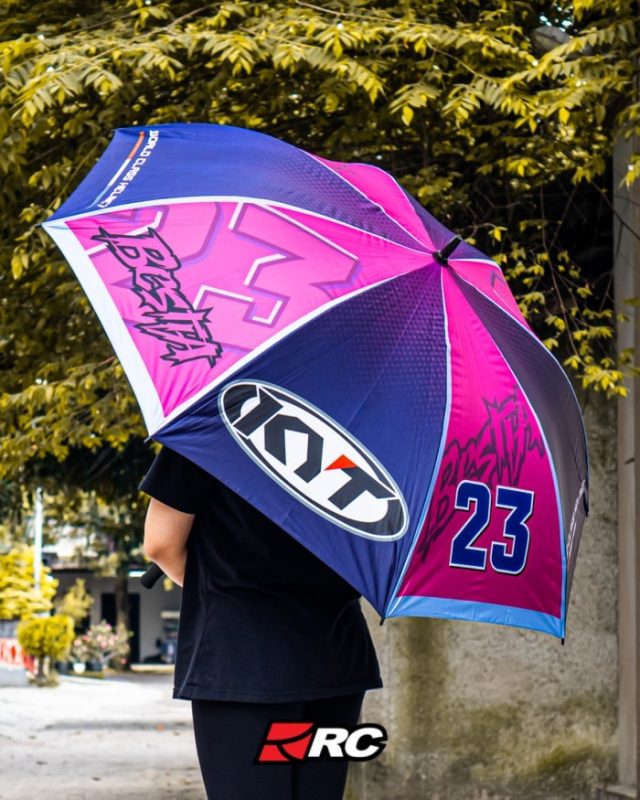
[219,381,409,540]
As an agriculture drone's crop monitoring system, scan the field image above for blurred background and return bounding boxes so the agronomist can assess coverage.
[1,1,638,798]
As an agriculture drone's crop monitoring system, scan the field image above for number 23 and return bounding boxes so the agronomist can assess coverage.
[449,480,534,575]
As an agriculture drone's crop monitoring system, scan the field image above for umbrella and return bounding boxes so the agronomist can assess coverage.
[44,124,588,638]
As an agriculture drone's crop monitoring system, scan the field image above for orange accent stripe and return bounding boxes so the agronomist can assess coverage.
[325,454,357,471]
[126,131,145,160]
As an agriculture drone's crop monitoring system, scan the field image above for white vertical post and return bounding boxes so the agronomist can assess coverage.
[33,487,43,594]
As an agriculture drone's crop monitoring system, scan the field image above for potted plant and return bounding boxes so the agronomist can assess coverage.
[71,620,131,673]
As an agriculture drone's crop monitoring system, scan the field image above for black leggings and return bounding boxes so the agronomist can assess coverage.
[191,692,365,800]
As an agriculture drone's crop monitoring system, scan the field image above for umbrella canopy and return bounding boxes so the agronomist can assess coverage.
[44,124,588,638]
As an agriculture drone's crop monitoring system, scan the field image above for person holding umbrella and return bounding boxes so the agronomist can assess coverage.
[141,444,383,800]
[46,122,589,795]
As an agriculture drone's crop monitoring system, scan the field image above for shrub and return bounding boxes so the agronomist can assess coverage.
[17,615,74,685]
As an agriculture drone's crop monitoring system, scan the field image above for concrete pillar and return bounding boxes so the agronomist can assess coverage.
[607,134,640,798]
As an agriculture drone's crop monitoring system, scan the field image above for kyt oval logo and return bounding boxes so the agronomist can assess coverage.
[219,382,409,540]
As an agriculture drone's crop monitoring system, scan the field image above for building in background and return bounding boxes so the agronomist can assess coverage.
[45,538,181,665]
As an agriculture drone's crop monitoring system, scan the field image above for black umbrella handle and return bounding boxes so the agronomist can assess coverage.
[140,562,164,589]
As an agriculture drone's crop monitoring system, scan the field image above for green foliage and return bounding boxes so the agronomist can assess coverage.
[0,0,636,479]
[54,577,93,624]
[0,545,57,619]
[17,613,74,661]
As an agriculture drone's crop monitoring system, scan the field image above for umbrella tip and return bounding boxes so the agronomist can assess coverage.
[433,235,462,266]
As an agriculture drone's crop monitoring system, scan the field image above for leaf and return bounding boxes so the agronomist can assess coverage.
[401,105,414,125]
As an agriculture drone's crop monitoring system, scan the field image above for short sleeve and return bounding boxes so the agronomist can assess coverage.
[139,447,206,514]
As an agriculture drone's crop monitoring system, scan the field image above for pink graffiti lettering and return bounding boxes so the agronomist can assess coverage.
[417,392,544,560]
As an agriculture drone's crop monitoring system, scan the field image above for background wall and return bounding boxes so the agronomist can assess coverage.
[350,392,617,799]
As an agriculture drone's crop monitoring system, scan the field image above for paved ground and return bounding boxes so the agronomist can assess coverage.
[0,672,206,799]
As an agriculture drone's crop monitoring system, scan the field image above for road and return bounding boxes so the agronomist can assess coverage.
[0,671,205,799]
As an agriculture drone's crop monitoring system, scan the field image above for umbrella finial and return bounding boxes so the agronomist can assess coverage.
[433,235,462,265]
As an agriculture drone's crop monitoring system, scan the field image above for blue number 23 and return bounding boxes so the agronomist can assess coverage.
[449,481,533,575]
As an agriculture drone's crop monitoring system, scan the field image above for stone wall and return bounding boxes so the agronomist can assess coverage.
[349,391,618,800]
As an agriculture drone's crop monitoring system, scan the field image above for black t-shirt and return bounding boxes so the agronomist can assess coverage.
[139,447,382,702]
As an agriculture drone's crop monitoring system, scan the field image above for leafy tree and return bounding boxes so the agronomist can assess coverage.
[0,478,30,545]
[0,0,636,473]
[0,545,57,619]
[54,577,93,626]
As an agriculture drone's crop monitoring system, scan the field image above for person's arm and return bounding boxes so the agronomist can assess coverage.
[143,497,195,588]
